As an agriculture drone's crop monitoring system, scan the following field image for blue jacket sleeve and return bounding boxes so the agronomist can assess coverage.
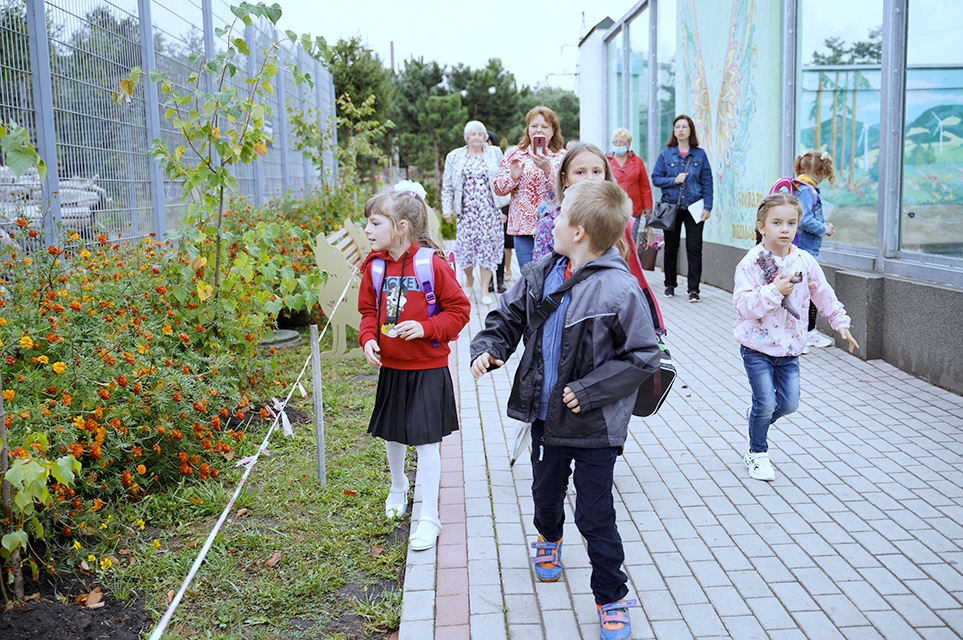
[650,150,675,189]
[700,149,714,211]
[797,187,828,237]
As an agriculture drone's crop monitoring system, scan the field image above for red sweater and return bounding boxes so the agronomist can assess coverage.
[357,242,470,370]
[607,152,653,217]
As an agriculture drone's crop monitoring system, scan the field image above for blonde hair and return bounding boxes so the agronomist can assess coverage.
[794,150,836,185]
[364,188,443,255]
[518,106,564,152]
[755,192,802,244]
[611,127,633,146]
[563,181,631,254]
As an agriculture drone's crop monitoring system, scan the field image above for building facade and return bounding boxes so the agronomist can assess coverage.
[579,0,963,395]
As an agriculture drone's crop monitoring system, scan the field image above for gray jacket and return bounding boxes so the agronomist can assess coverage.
[440,145,507,216]
[470,248,661,450]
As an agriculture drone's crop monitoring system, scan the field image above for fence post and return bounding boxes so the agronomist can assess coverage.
[138,0,167,238]
[247,24,264,208]
[310,324,326,486]
[24,0,61,239]
[275,33,291,194]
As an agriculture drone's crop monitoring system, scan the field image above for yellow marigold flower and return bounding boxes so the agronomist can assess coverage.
[80,249,91,259]
[136,518,145,530]
[73,541,81,550]
[87,554,96,562]
[37,355,49,364]
[73,415,85,429]
[136,343,149,354]
[136,464,146,475]
[151,539,160,551]
[52,361,67,374]
[99,557,112,570]
[101,523,107,529]
[19,336,34,349]
[161,324,173,336]
[69,232,80,241]
[3,390,14,402]
[0,317,6,325]
[23,257,32,265]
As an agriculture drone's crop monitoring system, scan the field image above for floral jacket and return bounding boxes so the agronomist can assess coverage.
[493,145,565,236]
[440,145,505,217]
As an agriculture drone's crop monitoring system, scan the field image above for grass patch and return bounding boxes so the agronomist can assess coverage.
[101,327,406,639]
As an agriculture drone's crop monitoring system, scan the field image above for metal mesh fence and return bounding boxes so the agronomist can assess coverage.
[0,0,335,240]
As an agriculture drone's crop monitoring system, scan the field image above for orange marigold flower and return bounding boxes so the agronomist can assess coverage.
[3,389,14,402]
[15,218,28,228]
[69,301,82,312]
[153,443,161,456]
[155,285,167,295]
[91,498,103,512]
[90,444,102,460]
[178,333,189,344]
[136,464,146,475]
[62,391,72,405]
[178,451,188,463]
[219,407,229,419]
[117,375,128,387]
[97,388,110,400]
[156,425,165,435]
[97,233,107,244]
[10,447,28,459]
[62,525,72,537]
[45,332,58,344]
[109,418,121,429]
[52,303,64,313]
[192,401,204,413]
[259,407,268,420]
[123,352,136,365]
[95,406,103,420]
[171,429,183,441]
[211,468,219,479]
[210,416,220,429]
[201,439,211,450]
[179,463,193,476]
[132,446,142,457]
[47,246,61,256]
[120,469,132,488]
[182,364,190,374]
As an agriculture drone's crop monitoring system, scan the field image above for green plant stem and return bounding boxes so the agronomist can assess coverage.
[0,375,25,601]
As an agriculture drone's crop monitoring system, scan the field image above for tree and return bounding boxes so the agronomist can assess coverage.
[392,57,447,171]
[448,59,520,141]
[328,36,395,146]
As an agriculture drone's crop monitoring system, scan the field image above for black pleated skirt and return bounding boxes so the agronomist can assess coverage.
[367,366,459,445]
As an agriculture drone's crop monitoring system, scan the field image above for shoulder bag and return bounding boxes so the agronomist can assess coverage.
[648,154,692,231]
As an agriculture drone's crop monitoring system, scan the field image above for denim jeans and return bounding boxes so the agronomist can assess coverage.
[741,346,800,453]
[530,420,628,605]
[513,235,535,268]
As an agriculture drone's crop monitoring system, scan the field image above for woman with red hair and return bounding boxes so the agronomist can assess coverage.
[493,106,566,267]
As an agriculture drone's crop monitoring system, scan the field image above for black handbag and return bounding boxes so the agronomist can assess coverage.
[633,335,676,417]
[648,155,692,231]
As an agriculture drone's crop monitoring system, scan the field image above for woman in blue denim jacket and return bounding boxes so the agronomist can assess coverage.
[650,115,714,302]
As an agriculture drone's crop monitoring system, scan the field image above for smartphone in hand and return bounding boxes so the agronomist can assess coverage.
[532,134,546,155]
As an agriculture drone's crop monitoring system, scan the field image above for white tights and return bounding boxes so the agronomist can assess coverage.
[384,441,441,523]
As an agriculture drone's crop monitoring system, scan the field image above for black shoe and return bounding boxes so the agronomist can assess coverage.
[664,287,675,298]
[496,280,507,293]
[488,280,495,293]
[688,291,700,303]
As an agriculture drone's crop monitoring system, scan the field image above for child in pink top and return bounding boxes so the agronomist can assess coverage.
[733,193,859,482]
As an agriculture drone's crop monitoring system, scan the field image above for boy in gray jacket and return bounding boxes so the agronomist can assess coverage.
[470,180,661,640]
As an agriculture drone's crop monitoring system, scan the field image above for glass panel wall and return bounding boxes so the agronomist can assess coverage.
[628,9,649,161]
[796,0,883,250]
[607,30,623,145]
[900,0,963,258]
[655,0,676,192]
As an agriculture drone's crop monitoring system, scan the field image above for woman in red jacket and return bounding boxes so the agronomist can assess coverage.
[606,128,653,241]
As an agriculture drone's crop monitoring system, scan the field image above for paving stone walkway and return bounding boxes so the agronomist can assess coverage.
[400,271,963,640]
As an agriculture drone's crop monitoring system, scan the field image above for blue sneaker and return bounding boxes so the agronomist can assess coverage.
[597,599,638,640]
[530,535,563,582]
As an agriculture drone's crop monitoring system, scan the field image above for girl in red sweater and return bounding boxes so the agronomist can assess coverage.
[358,182,470,551]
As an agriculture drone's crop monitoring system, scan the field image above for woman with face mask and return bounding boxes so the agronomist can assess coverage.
[606,128,653,243]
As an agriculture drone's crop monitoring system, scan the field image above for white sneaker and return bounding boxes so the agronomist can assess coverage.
[807,329,834,348]
[744,450,775,482]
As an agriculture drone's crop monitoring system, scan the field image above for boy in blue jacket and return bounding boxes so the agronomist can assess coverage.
[470,180,661,640]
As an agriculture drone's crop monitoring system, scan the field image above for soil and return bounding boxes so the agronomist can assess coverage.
[0,575,150,640]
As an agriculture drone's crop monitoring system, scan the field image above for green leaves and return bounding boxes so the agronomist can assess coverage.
[0,122,47,181]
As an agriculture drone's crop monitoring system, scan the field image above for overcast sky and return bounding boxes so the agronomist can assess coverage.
[270,0,631,91]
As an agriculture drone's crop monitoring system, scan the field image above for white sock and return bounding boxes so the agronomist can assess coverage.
[414,442,441,523]
[385,441,408,500]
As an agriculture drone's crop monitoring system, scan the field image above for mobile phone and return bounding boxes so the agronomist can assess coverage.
[532,134,546,154]
[790,272,803,283]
